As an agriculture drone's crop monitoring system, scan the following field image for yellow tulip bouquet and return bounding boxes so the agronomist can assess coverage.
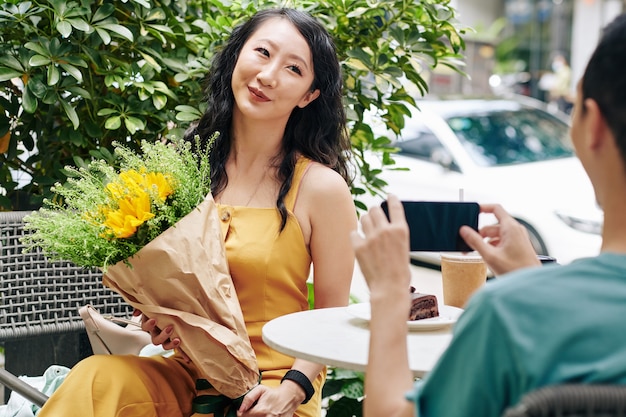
[23,138,260,399]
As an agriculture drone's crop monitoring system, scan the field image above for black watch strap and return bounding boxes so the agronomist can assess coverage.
[281,369,315,404]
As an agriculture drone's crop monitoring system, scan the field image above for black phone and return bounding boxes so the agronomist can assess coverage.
[381,201,480,252]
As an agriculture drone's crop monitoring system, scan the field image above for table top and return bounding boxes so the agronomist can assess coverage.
[262,304,454,377]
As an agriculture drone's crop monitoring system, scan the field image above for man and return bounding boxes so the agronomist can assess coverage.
[351,13,626,417]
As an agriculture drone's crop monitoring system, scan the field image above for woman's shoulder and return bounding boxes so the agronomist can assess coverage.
[295,159,357,230]
[299,160,351,197]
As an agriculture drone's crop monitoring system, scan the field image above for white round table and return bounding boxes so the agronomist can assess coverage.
[262,305,454,377]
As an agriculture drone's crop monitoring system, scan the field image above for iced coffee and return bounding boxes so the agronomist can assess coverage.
[440,252,487,308]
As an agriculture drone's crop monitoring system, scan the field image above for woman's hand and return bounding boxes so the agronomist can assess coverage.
[460,204,541,276]
[138,312,191,362]
[237,383,302,417]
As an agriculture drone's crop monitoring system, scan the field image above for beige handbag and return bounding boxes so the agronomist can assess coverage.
[79,304,153,355]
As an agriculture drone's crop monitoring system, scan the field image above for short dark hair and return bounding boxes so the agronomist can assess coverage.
[190,8,352,230]
[582,13,626,164]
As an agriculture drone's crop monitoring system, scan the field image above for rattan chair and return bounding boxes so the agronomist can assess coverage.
[503,384,626,417]
[1,211,134,406]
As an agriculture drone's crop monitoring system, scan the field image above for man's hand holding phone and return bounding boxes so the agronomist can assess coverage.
[459,204,541,276]
[378,199,541,276]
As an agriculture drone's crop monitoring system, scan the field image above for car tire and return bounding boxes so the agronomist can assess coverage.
[515,219,549,256]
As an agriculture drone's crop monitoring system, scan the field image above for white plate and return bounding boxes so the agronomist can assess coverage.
[346,303,463,331]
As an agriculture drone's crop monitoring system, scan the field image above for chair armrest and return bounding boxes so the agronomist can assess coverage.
[0,368,49,408]
[503,384,626,417]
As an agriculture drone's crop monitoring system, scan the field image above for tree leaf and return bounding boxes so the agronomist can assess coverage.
[173,73,189,83]
[22,85,38,113]
[0,55,24,71]
[60,63,83,82]
[175,105,203,117]
[152,93,167,110]
[17,1,33,14]
[138,89,150,101]
[146,24,174,34]
[134,0,151,9]
[49,0,67,15]
[175,111,201,122]
[24,42,48,56]
[66,86,91,99]
[29,79,48,98]
[98,24,134,41]
[97,108,118,116]
[63,56,88,67]
[124,116,145,133]
[139,51,161,72]
[42,89,58,104]
[92,3,115,22]
[383,66,404,78]
[95,27,111,44]
[152,81,177,99]
[104,116,122,130]
[57,20,72,38]
[67,18,91,32]
[161,58,189,73]
[60,99,79,129]
[0,68,22,82]
[346,48,373,67]
[29,55,51,67]
[47,65,60,85]
[344,57,369,72]
[144,8,166,21]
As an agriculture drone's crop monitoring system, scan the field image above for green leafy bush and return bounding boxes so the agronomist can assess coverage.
[0,0,465,211]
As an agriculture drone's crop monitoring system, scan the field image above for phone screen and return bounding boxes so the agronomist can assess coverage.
[381,201,480,252]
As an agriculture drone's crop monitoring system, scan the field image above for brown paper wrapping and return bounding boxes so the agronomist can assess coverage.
[102,194,259,399]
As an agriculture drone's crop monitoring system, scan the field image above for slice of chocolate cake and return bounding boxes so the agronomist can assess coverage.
[409,286,439,321]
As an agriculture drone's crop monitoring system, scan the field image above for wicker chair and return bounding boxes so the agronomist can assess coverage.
[503,384,626,417]
[0,211,134,406]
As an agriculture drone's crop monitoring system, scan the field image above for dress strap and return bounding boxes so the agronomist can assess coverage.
[284,156,312,212]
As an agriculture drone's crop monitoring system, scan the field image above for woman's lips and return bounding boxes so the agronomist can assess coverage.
[248,86,270,102]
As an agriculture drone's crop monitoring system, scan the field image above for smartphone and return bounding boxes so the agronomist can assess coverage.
[381,201,480,252]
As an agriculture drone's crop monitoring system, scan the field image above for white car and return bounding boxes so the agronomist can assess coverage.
[360,96,603,265]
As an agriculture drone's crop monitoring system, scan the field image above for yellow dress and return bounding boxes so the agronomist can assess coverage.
[217,155,325,416]
[38,156,324,417]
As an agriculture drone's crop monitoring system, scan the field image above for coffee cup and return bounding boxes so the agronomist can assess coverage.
[440,252,487,308]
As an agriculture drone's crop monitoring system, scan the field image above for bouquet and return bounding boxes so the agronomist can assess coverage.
[23,137,260,399]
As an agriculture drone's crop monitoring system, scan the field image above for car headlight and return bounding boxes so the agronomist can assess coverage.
[555,211,603,235]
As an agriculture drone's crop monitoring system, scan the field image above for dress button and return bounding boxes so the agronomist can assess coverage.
[220,210,231,222]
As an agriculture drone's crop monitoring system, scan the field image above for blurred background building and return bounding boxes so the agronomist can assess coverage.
[428,0,624,106]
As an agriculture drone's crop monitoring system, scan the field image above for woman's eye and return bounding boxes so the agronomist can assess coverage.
[289,65,302,75]
[255,47,269,57]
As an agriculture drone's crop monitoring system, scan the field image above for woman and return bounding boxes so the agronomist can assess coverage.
[38,8,357,417]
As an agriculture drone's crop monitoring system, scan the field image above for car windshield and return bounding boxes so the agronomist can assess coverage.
[446,108,574,166]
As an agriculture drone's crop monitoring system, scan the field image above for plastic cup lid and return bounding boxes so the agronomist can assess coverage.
[440,251,483,262]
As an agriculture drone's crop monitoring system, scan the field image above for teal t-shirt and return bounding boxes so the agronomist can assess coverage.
[406,252,626,417]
